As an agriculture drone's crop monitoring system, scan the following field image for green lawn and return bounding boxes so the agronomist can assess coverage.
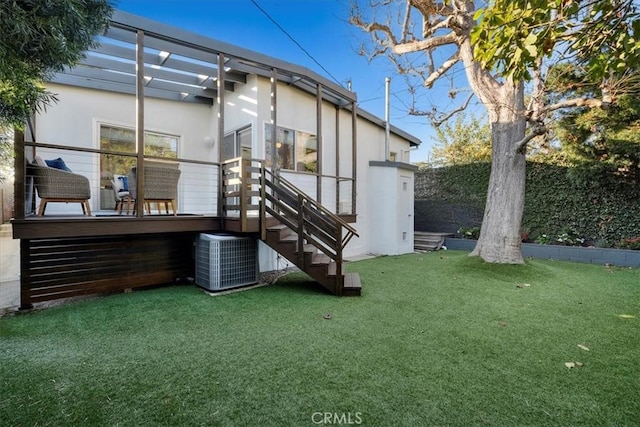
[1,251,639,426]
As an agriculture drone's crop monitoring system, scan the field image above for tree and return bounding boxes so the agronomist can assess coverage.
[0,0,113,129]
[547,64,640,184]
[350,0,640,263]
[0,127,13,183]
[430,113,491,166]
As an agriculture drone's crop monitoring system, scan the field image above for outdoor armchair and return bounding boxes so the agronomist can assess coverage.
[128,165,181,216]
[31,164,92,216]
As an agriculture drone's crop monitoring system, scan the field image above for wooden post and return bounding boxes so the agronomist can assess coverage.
[217,53,226,217]
[135,30,145,218]
[239,158,247,232]
[335,106,340,213]
[260,160,266,241]
[297,194,304,267]
[13,129,25,219]
[270,68,278,171]
[335,225,343,296]
[316,83,322,203]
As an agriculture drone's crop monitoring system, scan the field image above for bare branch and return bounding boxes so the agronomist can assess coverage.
[393,32,458,54]
[430,93,474,127]
[540,97,606,115]
[423,15,454,37]
[424,52,459,88]
[401,0,412,41]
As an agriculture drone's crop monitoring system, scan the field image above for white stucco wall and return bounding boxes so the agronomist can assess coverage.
[32,80,415,258]
[34,84,215,215]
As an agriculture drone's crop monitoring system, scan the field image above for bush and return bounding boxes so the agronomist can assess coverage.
[458,226,480,239]
[617,237,640,250]
[416,161,640,248]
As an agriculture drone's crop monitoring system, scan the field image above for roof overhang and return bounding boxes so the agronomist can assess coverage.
[50,10,357,107]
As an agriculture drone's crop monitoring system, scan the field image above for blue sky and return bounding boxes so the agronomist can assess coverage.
[113,0,440,162]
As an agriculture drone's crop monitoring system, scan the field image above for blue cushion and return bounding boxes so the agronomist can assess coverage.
[117,176,128,191]
[45,157,72,172]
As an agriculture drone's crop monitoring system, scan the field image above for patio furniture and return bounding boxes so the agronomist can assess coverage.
[111,174,133,214]
[31,164,92,216]
[128,165,181,216]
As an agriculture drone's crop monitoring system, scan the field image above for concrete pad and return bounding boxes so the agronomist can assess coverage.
[1,231,20,314]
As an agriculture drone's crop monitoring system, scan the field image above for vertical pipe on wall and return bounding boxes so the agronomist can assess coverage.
[135,30,145,218]
[316,83,322,203]
[351,101,357,216]
[385,77,390,161]
[217,52,226,217]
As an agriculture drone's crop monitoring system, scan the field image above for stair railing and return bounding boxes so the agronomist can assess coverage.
[261,167,359,268]
[222,157,358,272]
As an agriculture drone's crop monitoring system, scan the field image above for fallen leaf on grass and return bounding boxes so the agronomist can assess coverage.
[577,344,590,351]
[516,283,531,289]
[565,361,584,369]
[498,321,508,327]
[617,314,636,319]
[323,313,332,320]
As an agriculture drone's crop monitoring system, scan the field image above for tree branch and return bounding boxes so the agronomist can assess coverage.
[516,123,546,153]
[540,97,606,116]
[393,32,458,54]
[430,93,474,126]
[424,52,459,88]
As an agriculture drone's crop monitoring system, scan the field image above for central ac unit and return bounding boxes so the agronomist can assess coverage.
[195,234,259,291]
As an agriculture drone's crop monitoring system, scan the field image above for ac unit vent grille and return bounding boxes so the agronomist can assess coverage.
[195,234,259,291]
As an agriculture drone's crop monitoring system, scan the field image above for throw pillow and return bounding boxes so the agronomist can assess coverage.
[117,175,129,191]
[45,157,72,172]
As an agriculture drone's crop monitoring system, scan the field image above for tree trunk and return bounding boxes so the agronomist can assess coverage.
[470,119,527,263]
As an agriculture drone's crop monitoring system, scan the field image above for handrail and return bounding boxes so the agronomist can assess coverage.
[265,168,358,237]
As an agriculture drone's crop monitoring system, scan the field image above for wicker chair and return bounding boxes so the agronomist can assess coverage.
[31,165,92,216]
[128,165,181,216]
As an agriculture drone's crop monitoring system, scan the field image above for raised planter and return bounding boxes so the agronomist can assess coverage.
[443,237,640,268]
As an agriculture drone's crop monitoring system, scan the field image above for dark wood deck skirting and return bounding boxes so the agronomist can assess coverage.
[11,215,224,239]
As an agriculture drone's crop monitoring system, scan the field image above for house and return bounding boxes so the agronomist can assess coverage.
[10,10,420,309]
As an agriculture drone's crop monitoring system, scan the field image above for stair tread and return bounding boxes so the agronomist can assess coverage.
[343,272,362,289]
[268,224,289,231]
[311,253,331,265]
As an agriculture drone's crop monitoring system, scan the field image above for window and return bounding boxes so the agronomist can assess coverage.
[99,124,178,175]
[265,124,317,173]
[223,125,252,161]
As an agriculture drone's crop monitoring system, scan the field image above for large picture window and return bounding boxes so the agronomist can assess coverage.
[100,124,179,175]
[265,124,317,173]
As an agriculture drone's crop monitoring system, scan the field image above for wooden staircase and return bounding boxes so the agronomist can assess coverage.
[222,158,361,296]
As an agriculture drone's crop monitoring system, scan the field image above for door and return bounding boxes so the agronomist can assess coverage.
[400,174,414,252]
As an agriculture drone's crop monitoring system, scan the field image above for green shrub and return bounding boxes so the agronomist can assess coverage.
[617,237,640,250]
[416,161,640,248]
[458,226,480,239]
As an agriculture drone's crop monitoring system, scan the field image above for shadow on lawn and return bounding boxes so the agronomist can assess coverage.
[270,271,334,296]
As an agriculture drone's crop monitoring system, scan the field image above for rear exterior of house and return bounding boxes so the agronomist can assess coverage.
[9,10,419,309]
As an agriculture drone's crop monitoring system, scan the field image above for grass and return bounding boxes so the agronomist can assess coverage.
[1,251,639,426]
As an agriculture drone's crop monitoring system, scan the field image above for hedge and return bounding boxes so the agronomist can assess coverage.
[415,162,640,248]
